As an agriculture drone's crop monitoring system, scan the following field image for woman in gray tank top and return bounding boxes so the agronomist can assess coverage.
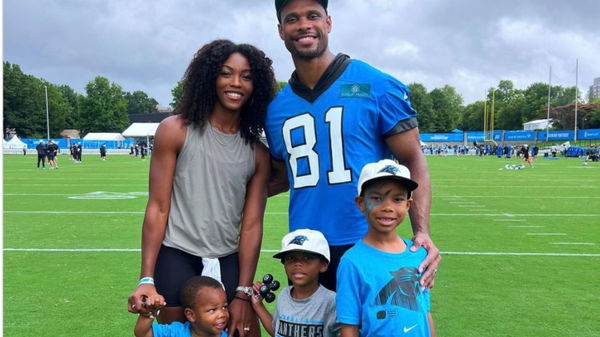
[128,39,276,337]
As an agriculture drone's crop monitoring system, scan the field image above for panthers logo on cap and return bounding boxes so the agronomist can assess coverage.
[379,165,399,176]
[289,235,309,246]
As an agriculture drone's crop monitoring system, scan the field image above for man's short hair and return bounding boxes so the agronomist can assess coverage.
[275,0,328,22]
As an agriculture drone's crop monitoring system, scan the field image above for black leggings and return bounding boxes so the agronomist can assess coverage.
[154,245,240,307]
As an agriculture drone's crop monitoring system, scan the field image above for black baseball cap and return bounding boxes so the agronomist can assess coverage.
[275,0,328,21]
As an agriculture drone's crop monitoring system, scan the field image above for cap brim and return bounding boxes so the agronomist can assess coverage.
[362,176,418,194]
[273,248,328,262]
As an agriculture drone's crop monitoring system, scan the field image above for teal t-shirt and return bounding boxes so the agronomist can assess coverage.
[336,238,431,336]
[152,321,228,337]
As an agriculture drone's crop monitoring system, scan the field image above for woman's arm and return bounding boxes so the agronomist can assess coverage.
[228,142,270,336]
[128,116,186,315]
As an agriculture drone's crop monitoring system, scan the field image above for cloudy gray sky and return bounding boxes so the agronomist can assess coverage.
[4,0,600,107]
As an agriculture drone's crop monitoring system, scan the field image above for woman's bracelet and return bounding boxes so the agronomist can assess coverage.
[137,277,154,287]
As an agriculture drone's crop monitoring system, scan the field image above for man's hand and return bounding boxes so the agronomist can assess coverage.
[410,232,441,289]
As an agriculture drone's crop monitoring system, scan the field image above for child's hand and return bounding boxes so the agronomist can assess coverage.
[250,282,264,305]
[141,294,166,318]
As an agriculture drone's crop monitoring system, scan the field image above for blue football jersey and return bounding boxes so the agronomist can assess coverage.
[265,55,417,245]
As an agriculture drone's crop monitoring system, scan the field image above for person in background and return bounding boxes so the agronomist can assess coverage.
[100,144,107,160]
[35,140,47,169]
[47,140,59,169]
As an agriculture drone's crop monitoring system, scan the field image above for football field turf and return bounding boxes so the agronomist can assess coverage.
[3,153,599,336]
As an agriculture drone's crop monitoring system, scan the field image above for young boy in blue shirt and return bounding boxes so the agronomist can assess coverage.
[336,159,436,337]
[135,275,229,337]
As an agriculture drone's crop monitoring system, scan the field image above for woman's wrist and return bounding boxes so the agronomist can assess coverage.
[234,295,251,303]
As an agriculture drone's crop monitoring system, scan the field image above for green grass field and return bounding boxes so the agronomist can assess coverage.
[3,153,599,336]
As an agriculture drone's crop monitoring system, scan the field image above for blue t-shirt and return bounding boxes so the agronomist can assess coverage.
[152,321,228,337]
[265,55,417,245]
[336,238,431,337]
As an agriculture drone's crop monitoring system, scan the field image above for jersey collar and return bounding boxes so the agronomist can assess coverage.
[288,53,351,103]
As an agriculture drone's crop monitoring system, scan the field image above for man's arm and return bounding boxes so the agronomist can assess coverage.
[228,142,269,337]
[267,158,289,197]
[386,127,441,288]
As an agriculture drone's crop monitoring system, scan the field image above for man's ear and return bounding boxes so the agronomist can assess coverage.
[320,260,329,273]
[325,15,332,34]
[184,308,196,323]
[278,24,284,40]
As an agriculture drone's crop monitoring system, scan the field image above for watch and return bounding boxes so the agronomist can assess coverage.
[235,286,253,297]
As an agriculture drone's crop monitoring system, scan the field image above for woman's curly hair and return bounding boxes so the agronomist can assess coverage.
[174,39,276,144]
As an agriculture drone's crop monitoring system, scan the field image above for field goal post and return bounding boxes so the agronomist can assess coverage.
[483,89,497,146]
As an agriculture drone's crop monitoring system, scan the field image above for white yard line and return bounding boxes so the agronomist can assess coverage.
[508,225,544,228]
[4,248,599,257]
[5,211,599,217]
[526,233,567,236]
[440,195,600,199]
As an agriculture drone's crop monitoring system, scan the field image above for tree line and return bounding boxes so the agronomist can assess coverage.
[409,80,600,133]
[3,61,160,138]
[4,61,599,138]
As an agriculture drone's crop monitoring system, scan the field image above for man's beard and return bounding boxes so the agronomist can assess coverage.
[287,40,326,61]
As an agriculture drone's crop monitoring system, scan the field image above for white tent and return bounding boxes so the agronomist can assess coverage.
[523,119,553,131]
[3,136,27,149]
[122,123,160,137]
[83,132,125,141]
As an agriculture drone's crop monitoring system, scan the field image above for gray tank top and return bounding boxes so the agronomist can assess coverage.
[163,122,255,258]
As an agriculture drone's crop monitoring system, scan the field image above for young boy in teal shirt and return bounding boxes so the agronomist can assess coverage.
[135,276,229,337]
[336,159,436,337]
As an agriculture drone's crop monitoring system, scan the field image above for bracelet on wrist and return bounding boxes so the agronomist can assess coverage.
[138,277,155,287]
[235,286,253,297]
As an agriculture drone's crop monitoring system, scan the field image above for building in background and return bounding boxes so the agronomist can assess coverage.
[589,77,600,102]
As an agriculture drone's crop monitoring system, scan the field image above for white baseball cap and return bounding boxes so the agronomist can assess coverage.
[357,159,418,196]
[273,229,330,263]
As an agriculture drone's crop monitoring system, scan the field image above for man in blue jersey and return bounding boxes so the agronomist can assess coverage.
[265,0,440,291]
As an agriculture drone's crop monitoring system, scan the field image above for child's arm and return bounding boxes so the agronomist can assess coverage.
[428,313,436,337]
[340,324,359,337]
[250,282,275,336]
[133,298,164,337]
[134,314,154,337]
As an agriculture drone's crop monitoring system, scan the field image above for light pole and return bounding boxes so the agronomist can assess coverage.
[44,85,50,141]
